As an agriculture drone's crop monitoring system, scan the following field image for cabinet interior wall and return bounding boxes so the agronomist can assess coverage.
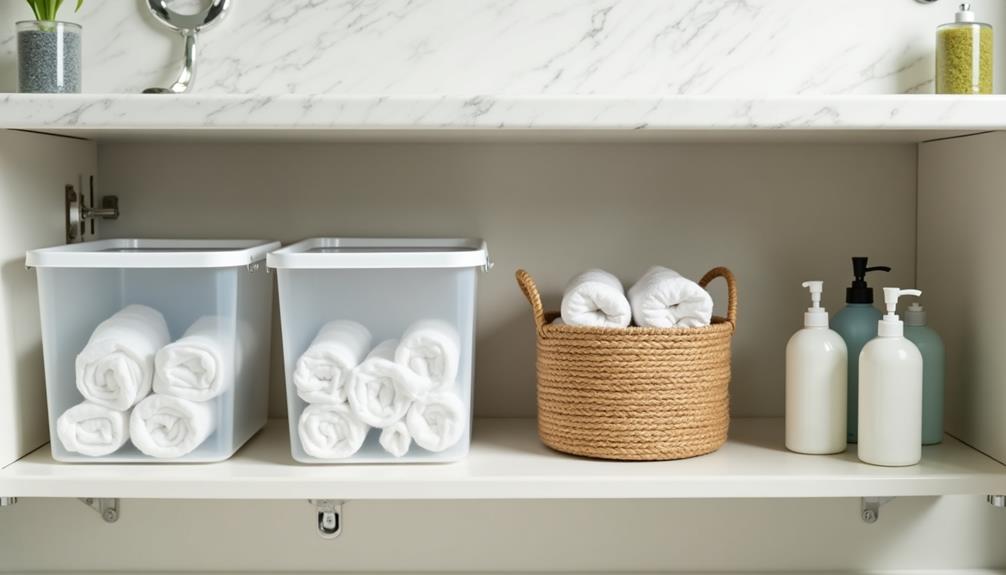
[97,140,918,419]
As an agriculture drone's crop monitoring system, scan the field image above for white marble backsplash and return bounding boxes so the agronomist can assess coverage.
[0,0,1002,95]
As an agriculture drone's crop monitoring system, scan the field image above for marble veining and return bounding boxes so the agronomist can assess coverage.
[1,94,1005,132]
[0,1,1002,96]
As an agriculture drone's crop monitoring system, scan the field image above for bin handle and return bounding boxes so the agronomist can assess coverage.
[517,267,737,333]
[515,269,547,332]
[698,266,738,332]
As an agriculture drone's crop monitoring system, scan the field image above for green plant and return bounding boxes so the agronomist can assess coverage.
[25,0,84,21]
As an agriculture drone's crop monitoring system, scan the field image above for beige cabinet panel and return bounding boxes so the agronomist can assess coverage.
[0,130,96,467]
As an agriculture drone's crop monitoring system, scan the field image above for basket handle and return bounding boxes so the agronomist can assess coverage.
[699,266,738,331]
[516,269,547,331]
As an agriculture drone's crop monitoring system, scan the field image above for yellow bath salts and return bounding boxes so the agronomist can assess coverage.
[936,5,993,95]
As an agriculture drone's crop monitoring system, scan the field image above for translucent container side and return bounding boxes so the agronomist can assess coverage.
[277,267,478,463]
[37,266,271,463]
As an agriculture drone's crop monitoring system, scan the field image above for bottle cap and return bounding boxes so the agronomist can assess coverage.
[905,302,927,327]
[801,281,828,328]
[846,257,891,304]
[878,288,922,337]
[956,3,976,23]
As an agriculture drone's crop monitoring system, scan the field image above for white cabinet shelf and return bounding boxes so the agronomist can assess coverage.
[4,94,1006,142]
[1,418,1002,500]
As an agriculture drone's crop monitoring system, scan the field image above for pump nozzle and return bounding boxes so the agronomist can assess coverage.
[877,287,922,337]
[847,257,892,304]
[800,281,828,327]
[882,287,922,316]
[802,281,823,308]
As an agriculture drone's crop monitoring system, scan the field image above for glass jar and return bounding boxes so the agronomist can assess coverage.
[16,21,82,94]
[936,4,993,94]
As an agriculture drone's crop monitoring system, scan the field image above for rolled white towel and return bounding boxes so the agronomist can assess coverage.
[294,320,372,405]
[560,269,631,328]
[394,319,460,388]
[379,421,412,458]
[406,391,467,453]
[628,266,714,328]
[56,401,130,457]
[348,340,429,428]
[154,316,232,402]
[130,394,216,458]
[298,403,369,459]
[75,305,171,410]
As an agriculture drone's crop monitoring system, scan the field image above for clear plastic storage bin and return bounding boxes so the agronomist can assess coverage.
[26,239,279,462]
[267,238,490,463]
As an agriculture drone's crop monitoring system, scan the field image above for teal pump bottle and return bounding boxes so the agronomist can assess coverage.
[904,303,946,445]
[832,257,891,443]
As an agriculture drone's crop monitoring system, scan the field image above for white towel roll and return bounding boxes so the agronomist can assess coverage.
[298,403,369,459]
[348,339,429,428]
[560,269,632,328]
[56,401,130,457]
[129,394,216,458]
[154,316,233,402]
[406,391,467,453]
[379,421,412,458]
[75,305,171,410]
[394,319,461,388]
[628,266,714,328]
[294,320,372,405]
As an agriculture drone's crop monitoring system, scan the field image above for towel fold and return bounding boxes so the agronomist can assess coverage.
[560,269,632,328]
[129,394,216,458]
[298,403,369,459]
[379,421,412,458]
[56,401,130,457]
[294,320,372,405]
[154,316,232,402]
[75,305,171,410]
[394,319,460,388]
[348,339,428,428]
[628,266,714,328]
[406,391,466,452]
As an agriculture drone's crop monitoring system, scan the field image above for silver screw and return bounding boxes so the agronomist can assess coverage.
[862,509,878,523]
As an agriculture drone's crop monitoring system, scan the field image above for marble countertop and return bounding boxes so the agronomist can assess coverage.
[2,93,1005,137]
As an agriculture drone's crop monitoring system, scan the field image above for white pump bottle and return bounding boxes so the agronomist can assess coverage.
[858,287,924,466]
[786,281,848,454]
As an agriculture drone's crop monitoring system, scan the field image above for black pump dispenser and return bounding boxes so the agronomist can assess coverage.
[846,257,891,304]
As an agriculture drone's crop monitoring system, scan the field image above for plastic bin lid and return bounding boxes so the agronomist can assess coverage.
[267,238,491,269]
[26,239,281,269]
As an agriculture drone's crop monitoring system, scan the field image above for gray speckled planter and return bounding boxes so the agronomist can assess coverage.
[17,21,81,93]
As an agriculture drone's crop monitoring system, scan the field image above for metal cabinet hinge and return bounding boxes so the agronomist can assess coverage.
[309,499,343,539]
[861,497,894,523]
[79,497,120,523]
[66,175,119,243]
[0,497,17,507]
[988,495,1006,508]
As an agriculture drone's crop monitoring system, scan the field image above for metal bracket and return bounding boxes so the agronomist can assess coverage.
[861,497,894,523]
[0,497,17,507]
[79,498,120,523]
[988,495,1006,508]
[309,499,343,539]
[66,177,119,243]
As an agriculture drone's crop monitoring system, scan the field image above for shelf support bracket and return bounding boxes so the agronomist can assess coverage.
[79,498,120,523]
[309,499,343,539]
[861,497,894,524]
[988,495,1006,508]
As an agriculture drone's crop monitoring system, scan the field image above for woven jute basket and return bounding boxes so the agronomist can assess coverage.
[516,267,737,461]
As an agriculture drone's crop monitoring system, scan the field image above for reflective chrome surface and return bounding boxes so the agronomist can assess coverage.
[143,0,231,94]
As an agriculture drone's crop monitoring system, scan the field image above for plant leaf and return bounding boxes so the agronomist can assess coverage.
[25,0,41,21]
[75,0,83,12]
